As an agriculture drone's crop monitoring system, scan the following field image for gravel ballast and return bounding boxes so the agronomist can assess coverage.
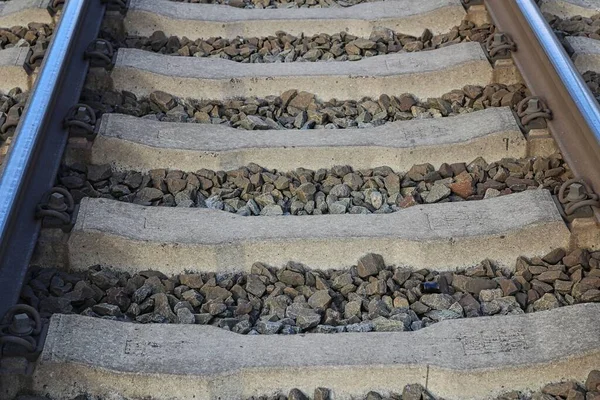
[0,22,53,50]
[58,154,572,215]
[12,370,600,400]
[0,87,28,164]
[248,372,600,400]
[545,12,600,41]
[0,86,26,136]
[22,248,600,335]
[171,0,400,9]
[115,21,493,62]
[82,83,530,130]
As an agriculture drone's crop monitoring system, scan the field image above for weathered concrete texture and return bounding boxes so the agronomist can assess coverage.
[67,190,569,273]
[89,107,526,172]
[111,43,493,100]
[125,0,466,39]
[24,304,600,400]
[539,0,600,18]
[567,36,600,74]
[0,48,31,92]
[0,0,53,27]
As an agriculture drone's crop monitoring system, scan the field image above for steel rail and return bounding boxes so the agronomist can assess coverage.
[517,0,600,151]
[0,0,106,318]
[485,0,600,220]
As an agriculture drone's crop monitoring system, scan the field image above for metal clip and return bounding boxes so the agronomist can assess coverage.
[461,0,484,6]
[64,103,97,140]
[0,113,6,141]
[0,105,23,142]
[102,0,130,14]
[485,32,517,61]
[516,96,552,130]
[35,187,76,232]
[0,305,48,376]
[25,42,48,72]
[47,0,65,16]
[556,178,600,221]
[84,39,115,69]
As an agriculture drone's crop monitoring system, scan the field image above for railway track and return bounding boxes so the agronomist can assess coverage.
[0,0,599,399]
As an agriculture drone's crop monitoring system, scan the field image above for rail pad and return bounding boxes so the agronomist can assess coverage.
[91,107,526,172]
[0,0,53,27]
[566,36,600,74]
[0,48,31,93]
[28,304,600,400]
[124,0,465,39]
[67,190,569,273]
[539,0,600,18]
[111,42,492,101]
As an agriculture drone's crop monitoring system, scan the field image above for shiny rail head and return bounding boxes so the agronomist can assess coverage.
[515,0,600,145]
[0,0,86,229]
[0,0,105,319]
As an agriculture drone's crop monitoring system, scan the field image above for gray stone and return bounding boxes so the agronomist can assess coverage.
[542,248,566,264]
[89,269,119,290]
[479,288,504,302]
[288,388,309,400]
[194,313,213,324]
[245,275,266,297]
[425,309,462,321]
[152,293,176,323]
[410,301,430,315]
[296,309,322,330]
[255,320,282,335]
[202,286,232,302]
[278,270,305,286]
[403,384,425,400]
[87,164,112,182]
[296,183,316,202]
[481,300,502,315]
[357,253,384,278]
[105,287,131,312]
[181,289,204,307]
[150,91,175,112]
[179,274,203,289]
[232,320,252,334]
[314,387,331,400]
[308,290,332,311]
[420,293,454,310]
[134,187,164,204]
[345,321,374,333]
[372,316,407,332]
[176,308,195,324]
[369,190,384,209]
[424,182,451,203]
[260,204,284,216]
[344,300,362,319]
[330,184,352,198]
[208,302,227,316]
[329,201,347,214]
[91,303,122,317]
[533,293,560,311]
[265,295,290,319]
